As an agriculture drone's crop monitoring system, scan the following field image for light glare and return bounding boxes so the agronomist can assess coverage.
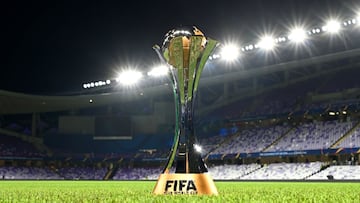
[288,28,307,43]
[220,44,240,61]
[322,20,341,33]
[194,144,202,153]
[258,36,275,50]
[148,65,169,77]
[116,70,143,85]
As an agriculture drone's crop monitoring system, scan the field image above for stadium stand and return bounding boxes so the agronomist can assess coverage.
[0,133,45,158]
[198,134,228,154]
[307,165,360,180]
[56,166,107,180]
[241,162,323,180]
[0,166,62,180]
[209,125,291,155]
[112,167,162,180]
[208,164,261,180]
[265,120,355,152]
[335,123,360,148]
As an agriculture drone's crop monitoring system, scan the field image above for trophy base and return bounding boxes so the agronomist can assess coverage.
[153,173,218,195]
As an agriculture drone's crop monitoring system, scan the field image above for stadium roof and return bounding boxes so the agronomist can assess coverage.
[1,47,360,115]
[0,90,139,115]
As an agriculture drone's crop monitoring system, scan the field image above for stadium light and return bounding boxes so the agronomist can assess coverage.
[288,28,307,43]
[322,20,341,33]
[82,80,112,89]
[194,144,202,153]
[220,43,240,61]
[82,13,360,90]
[147,65,169,77]
[116,70,143,85]
[275,37,287,43]
[242,44,255,52]
[309,28,322,35]
[257,36,275,50]
[209,54,221,60]
[343,18,357,26]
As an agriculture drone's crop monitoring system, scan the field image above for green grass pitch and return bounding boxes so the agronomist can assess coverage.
[0,181,359,202]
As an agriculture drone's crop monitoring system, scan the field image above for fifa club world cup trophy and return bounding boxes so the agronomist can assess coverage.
[152,26,218,195]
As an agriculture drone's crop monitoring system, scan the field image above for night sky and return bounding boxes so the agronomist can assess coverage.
[0,0,358,94]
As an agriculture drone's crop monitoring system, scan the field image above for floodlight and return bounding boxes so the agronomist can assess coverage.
[83,84,87,89]
[322,20,341,33]
[258,36,275,50]
[147,65,169,77]
[328,111,336,116]
[116,70,143,85]
[90,82,95,87]
[243,45,251,51]
[214,54,221,59]
[106,80,111,85]
[275,37,286,43]
[344,19,356,26]
[194,144,202,153]
[220,43,240,61]
[288,28,307,43]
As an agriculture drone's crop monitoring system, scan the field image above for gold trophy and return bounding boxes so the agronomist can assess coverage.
[153,26,219,195]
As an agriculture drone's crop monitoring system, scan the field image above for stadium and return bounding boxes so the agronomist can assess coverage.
[1,1,360,202]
